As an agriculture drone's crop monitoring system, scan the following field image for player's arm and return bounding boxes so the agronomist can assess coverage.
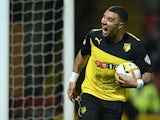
[116,70,154,89]
[133,43,154,88]
[68,31,91,101]
[73,50,90,73]
[68,50,90,101]
[140,71,154,85]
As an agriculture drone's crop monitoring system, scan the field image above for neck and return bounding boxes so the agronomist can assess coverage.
[115,30,125,43]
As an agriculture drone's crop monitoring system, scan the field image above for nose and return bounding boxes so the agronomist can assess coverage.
[101,17,107,24]
[101,17,105,23]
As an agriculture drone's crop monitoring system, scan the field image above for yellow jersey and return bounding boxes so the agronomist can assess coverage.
[80,29,152,102]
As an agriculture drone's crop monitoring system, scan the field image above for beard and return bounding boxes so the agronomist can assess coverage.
[102,25,120,43]
[105,36,116,43]
[104,31,117,43]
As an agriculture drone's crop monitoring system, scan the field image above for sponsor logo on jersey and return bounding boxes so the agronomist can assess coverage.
[95,37,102,45]
[123,43,131,52]
[95,60,118,70]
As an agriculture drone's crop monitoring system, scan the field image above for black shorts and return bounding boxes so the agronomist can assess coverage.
[78,93,124,120]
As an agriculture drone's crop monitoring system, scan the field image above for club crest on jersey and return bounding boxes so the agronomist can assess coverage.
[81,106,87,114]
[123,43,131,52]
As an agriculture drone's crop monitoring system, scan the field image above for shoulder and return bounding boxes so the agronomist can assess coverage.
[124,32,144,46]
[125,31,141,42]
[91,29,102,32]
[86,29,102,38]
[88,29,102,35]
[123,32,145,51]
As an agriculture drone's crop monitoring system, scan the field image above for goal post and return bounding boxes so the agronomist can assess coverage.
[63,0,75,120]
[0,0,9,120]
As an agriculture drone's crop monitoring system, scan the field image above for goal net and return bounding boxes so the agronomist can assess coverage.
[9,0,74,120]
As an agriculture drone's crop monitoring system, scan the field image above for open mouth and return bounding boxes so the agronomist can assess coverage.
[102,23,109,36]
[102,27,108,35]
[102,24,108,31]
[104,28,108,32]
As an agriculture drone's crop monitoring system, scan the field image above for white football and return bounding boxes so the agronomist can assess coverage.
[115,62,141,79]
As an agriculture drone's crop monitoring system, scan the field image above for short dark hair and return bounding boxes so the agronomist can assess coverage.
[108,6,128,23]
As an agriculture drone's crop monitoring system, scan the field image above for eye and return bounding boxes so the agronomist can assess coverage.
[108,17,113,22]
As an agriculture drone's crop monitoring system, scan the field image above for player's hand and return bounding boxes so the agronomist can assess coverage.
[116,70,137,88]
[67,82,80,102]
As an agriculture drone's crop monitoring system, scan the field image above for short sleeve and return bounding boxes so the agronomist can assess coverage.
[81,31,92,56]
[134,42,153,74]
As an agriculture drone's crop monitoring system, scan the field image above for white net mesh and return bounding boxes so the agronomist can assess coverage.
[9,0,64,119]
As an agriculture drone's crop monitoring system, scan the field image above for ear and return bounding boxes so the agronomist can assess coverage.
[118,23,124,29]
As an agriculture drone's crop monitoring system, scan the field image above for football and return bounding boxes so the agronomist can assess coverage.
[115,62,141,79]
